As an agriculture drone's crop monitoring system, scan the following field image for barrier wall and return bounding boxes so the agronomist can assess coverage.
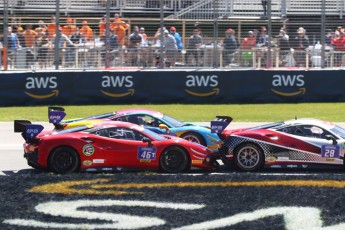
[1,69,344,106]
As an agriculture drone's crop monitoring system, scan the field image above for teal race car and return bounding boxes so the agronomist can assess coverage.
[50,107,221,152]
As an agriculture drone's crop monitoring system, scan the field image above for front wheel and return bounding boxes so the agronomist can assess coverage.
[49,147,80,174]
[160,146,189,173]
[234,144,264,171]
[181,132,206,146]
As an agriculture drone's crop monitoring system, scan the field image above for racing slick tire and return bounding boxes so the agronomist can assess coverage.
[181,132,206,146]
[48,146,80,174]
[160,146,190,173]
[234,143,264,171]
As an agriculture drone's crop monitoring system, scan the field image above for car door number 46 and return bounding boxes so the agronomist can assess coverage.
[3,199,345,229]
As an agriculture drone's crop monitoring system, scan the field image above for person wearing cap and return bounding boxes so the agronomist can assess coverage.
[241,30,256,66]
[186,28,203,67]
[163,29,178,67]
[62,17,76,38]
[290,27,309,67]
[79,20,94,42]
[169,26,183,51]
[128,26,142,66]
[222,28,238,66]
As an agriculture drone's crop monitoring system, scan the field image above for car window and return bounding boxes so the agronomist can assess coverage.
[285,125,334,139]
[107,127,144,141]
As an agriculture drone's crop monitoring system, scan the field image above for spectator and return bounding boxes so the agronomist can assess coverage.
[112,13,129,31]
[22,24,38,68]
[256,26,269,48]
[6,27,20,68]
[47,15,57,39]
[36,30,50,68]
[14,26,25,48]
[35,20,48,34]
[290,27,309,67]
[240,30,256,66]
[335,26,343,37]
[139,27,148,46]
[79,20,94,42]
[62,18,76,38]
[112,23,127,47]
[51,27,75,67]
[325,29,334,47]
[128,26,142,66]
[163,30,178,67]
[186,28,203,67]
[222,28,238,66]
[169,26,183,51]
[276,28,291,66]
[99,15,107,37]
[70,27,85,44]
[331,30,345,66]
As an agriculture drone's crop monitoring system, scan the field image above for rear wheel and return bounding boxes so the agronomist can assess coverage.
[234,144,264,171]
[160,146,189,173]
[49,147,80,174]
[181,132,206,146]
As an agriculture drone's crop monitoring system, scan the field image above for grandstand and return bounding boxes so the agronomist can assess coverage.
[1,0,344,18]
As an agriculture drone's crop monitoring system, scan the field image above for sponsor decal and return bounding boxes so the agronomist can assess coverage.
[266,156,277,162]
[93,159,105,164]
[277,157,290,161]
[25,76,59,99]
[82,160,92,166]
[82,144,95,156]
[140,160,152,163]
[192,160,203,164]
[211,121,228,133]
[326,158,336,162]
[185,75,220,97]
[100,75,135,98]
[25,124,44,139]
[271,74,306,97]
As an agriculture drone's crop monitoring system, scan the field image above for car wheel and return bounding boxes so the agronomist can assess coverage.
[181,132,206,146]
[160,146,189,173]
[234,144,264,171]
[49,147,80,174]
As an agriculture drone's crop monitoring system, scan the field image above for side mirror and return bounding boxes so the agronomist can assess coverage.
[142,137,153,147]
[325,135,337,145]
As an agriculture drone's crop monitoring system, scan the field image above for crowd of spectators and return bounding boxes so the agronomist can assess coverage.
[1,14,345,69]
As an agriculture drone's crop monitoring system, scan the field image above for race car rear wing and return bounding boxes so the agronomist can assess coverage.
[14,120,44,142]
[211,116,232,139]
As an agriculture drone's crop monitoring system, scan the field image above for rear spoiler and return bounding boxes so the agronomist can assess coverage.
[14,120,44,141]
[211,116,233,138]
[48,107,66,130]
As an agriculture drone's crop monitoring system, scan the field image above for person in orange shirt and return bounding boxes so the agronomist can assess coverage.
[79,20,94,41]
[62,18,76,38]
[47,15,57,39]
[111,13,129,30]
[99,15,107,37]
[113,25,126,46]
[22,24,38,48]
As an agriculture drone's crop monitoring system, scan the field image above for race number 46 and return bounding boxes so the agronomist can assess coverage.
[321,145,340,158]
[138,147,157,160]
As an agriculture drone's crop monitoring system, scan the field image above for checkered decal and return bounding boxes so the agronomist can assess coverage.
[221,136,326,163]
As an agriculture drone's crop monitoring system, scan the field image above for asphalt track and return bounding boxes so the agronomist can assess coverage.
[2,122,345,230]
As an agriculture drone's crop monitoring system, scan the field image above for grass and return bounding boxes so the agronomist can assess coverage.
[2,103,345,122]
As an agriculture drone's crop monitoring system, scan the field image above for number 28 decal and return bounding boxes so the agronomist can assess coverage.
[321,145,340,158]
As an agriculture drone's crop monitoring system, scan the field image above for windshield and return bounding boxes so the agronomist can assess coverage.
[163,114,185,127]
[142,128,166,141]
[330,125,345,139]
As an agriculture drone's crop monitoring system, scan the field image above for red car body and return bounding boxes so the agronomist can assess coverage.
[15,120,218,174]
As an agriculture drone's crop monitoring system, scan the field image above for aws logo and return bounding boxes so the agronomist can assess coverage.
[271,75,306,97]
[100,75,135,98]
[25,77,59,99]
[185,75,219,97]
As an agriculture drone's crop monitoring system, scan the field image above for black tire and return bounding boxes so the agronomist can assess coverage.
[234,143,264,171]
[160,146,189,173]
[181,132,206,146]
[48,147,80,174]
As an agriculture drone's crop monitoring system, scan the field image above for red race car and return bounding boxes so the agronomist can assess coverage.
[14,120,218,174]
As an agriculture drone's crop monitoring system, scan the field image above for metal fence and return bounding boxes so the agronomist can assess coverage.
[1,0,345,70]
